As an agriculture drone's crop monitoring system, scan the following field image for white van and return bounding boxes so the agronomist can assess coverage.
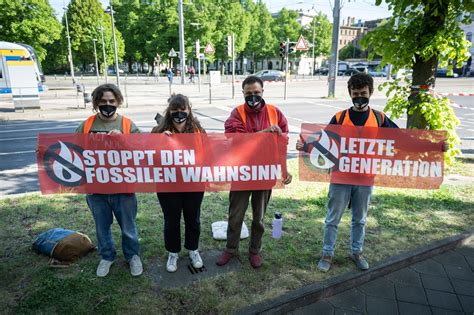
[0,41,42,109]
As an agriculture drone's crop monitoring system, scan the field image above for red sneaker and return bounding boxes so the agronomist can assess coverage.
[249,253,263,268]
[216,251,234,266]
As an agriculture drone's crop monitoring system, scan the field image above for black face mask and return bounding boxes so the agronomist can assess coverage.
[352,97,369,110]
[98,105,117,118]
[171,111,188,124]
[245,95,262,108]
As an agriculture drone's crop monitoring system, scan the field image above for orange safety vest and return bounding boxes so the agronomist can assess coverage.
[236,103,279,127]
[335,108,385,127]
[83,114,132,134]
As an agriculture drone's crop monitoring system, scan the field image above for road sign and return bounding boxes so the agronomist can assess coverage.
[204,42,215,54]
[295,35,309,51]
[195,40,200,58]
[168,48,177,57]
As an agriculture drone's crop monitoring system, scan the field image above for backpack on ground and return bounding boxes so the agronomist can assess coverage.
[33,228,95,266]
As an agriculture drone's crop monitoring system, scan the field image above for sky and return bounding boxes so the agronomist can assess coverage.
[50,0,392,22]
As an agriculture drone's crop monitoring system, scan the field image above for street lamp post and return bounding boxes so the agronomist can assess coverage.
[178,0,186,84]
[92,39,100,85]
[99,26,108,83]
[328,0,341,98]
[107,2,120,88]
[63,7,76,84]
[312,20,320,78]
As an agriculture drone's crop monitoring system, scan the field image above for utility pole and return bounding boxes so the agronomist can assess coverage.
[109,1,120,88]
[64,7,76,84]
[284,38,289,100]
[92,39,100,85]
[231,32,235,99]
[328,0,341,97]
[178,0,185,84]
[99,26,108,83]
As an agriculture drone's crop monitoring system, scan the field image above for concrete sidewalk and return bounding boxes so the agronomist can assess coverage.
[294,244,474,314]
[238,231,474,315]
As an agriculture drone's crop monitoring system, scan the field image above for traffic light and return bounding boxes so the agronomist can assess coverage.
[279,41,286,58]
[224,35,232,58]
[288,42,296,54]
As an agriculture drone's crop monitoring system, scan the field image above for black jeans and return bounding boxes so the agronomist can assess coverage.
[157,192,204,253]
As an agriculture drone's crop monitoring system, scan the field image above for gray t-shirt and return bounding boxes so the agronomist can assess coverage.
[75,114,141,134]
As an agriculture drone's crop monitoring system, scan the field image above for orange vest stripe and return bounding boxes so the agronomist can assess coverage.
[335,109,384,127]
[83,114,132,134]
[236,104,279,127]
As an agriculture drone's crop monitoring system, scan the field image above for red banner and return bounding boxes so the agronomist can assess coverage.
[37,133,288,194]
[299,124,446,189]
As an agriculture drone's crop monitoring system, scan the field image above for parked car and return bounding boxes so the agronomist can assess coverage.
[108,68,125,75]
[314,67,329,75]
[368,70,387,77]
[436,68,459,78]
[253,70,285,81]
[341,68,360,76]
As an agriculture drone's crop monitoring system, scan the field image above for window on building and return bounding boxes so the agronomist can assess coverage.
[467,32,472,43]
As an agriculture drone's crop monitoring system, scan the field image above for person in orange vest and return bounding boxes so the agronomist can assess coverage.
[297,73,399,272]
[151,94,206,273]
[75,84,143,277]
[216,75,292,268]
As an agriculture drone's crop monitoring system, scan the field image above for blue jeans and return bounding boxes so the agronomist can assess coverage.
[322,183,373,257]
[86,193,140,261]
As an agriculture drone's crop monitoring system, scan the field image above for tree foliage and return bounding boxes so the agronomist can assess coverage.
[339,44,363,60]
[0,0,61,62]
[362,0,474,163]
[302,12,332,57]
[67,0,125,70]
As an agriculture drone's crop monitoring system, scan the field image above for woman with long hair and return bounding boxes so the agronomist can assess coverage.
[152,94,206,272]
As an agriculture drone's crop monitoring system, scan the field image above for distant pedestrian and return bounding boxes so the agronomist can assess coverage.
[166,68,174,84]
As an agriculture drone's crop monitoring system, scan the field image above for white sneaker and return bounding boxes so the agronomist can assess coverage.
[189,250,203,268]
[96,259,114,277]
[166,252,179,273]
[129,255,143,276]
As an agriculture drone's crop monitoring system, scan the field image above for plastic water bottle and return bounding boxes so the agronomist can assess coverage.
[272,212,283,239]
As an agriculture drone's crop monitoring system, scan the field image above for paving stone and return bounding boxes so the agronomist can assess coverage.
[433,250,470,268]
[458,294,474,313]
[385,268,423,287]
[430,307,464,315]
[397,302,431,315]
[454,245,474,258]
[444,264,474,281]
[366,296,397,315]
[334,308,362,315]
[395,283,428,305]
[292,300,334,315]
[465,255,474,271]
[425,289,463,311]
[420,274,454,293]
[358,277,396,300]
[410,258,447,277]
[327,289,365,313]
[450,278,474,297]
[149,250,241,288]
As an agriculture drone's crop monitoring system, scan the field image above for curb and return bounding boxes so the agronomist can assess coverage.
[236,229,474,315]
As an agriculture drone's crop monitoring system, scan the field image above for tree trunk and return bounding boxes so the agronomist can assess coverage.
[407,54,438,129]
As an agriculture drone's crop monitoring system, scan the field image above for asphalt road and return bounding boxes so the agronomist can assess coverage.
[0,78,473,196]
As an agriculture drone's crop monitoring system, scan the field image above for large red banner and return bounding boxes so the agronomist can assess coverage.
[37,133,287,194]
[299,124,446,189]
